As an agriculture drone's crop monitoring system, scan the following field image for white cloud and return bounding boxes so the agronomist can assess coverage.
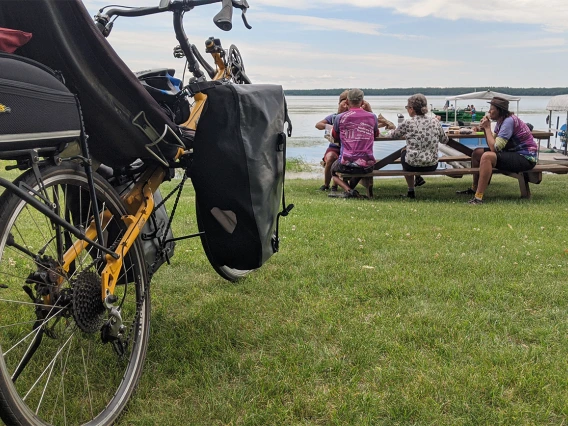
[251,12,383,35]
[255,0,568,33]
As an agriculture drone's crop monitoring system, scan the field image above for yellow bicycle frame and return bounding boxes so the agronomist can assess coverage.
[181,42,231,130]
[60,41,231,303]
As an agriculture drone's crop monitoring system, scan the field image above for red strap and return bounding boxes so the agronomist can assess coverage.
[0,27,32,53]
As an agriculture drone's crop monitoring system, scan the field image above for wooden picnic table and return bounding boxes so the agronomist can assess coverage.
[339,131,568,198]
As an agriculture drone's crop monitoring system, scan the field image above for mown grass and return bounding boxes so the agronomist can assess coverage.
[1,164,567,424]
[118,174,568,425]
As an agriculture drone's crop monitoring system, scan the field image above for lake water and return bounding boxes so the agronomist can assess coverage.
[287,95,562,167]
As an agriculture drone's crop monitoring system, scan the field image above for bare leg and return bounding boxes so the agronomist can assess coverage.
[405,175,415,190]
[471,148,485,189]
[476,151,497,194]
[332,175,352,192]
[323,151,338,188]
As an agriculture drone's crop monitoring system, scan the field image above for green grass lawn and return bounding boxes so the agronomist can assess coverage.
[120,174,568,425]
[1,166,567,424]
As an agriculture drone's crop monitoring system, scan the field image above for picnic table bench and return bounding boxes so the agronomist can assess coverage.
[337,131,568,198]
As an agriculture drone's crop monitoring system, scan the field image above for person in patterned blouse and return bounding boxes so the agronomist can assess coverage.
[387,93,448,198]
[459,96,538,204]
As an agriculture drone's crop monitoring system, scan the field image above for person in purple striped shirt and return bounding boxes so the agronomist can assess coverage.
[458,96,537,204]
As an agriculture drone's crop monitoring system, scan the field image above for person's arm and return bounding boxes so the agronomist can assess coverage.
[315,114,334,130]
[387,120,407,139]
[479,117,497,151]
[315,119,328,130]
[482,116,512,152]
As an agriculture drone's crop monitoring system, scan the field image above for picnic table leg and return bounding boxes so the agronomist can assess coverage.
[517,173,531,199]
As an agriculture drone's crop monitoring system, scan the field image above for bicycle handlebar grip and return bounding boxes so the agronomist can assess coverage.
[213,0,233,31]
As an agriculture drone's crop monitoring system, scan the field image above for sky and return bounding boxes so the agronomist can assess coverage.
[84,0,568,90]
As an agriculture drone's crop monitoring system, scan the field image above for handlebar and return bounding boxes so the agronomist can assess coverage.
[95,0,251,80]
[213,0,233,31]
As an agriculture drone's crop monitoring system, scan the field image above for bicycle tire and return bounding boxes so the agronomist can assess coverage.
[0,164,150,426]
[195,199,252,282]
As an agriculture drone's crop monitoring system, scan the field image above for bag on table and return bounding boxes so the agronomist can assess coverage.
[190,81,293,270]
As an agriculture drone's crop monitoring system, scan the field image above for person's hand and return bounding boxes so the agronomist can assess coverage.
[362,100,373,112]
[479,116,491,130]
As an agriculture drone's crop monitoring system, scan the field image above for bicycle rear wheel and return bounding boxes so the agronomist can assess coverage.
[0,164,150,426]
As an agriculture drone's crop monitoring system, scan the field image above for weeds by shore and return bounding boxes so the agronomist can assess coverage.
[120,174,568,425]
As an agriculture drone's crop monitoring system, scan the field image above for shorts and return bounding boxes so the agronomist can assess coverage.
[496,152,536,172]
[322,146,340,163]
[400,150,437,172]
[330,160,373,176]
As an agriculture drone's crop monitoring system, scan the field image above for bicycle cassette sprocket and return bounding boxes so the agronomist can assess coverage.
[72,271,105,333]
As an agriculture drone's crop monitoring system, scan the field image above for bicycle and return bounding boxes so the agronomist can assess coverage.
[0,0,291,424]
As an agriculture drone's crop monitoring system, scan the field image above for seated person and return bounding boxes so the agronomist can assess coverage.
[329,88,379,198]
[387,93,448,198]
[315,90,349,192]
[459,96,537,204]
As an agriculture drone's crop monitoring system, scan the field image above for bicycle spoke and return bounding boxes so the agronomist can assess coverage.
[22,332,74,402]
[0,166,149,425]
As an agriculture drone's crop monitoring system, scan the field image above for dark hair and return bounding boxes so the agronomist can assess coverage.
[495,108,512,122]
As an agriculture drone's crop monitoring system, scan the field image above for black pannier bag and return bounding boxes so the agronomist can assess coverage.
[0,52,81,153]
[191,82,292,270]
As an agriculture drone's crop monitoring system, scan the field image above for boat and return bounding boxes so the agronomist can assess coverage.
[432,90,521,124]
[432,109,477,123]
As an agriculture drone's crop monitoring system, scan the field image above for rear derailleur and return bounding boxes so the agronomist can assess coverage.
[100,304,128,357]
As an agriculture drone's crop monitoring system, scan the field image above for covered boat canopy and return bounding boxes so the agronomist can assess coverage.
[446,90,521,103]
[445,90,520,120]
[546,94,568,111]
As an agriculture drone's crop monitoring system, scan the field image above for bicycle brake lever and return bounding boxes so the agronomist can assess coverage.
[173,44,185,58]
[241,10,252,29]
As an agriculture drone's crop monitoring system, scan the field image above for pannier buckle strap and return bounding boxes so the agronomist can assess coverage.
[132,111,184,167]
[185,80,221,96]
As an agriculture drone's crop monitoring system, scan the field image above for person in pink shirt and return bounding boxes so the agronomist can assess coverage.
[329,88,379,198]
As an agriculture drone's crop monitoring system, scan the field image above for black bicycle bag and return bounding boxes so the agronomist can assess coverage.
[191,82,293,270]
[0,52,81,154]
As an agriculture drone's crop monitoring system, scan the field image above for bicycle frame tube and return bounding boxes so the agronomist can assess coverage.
[62,209,114,273]
[0,177,118,258]
[181,51,226,130]
[100,166,166,301]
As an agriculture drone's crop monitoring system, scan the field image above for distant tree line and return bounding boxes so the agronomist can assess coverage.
[284,87,568,96]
